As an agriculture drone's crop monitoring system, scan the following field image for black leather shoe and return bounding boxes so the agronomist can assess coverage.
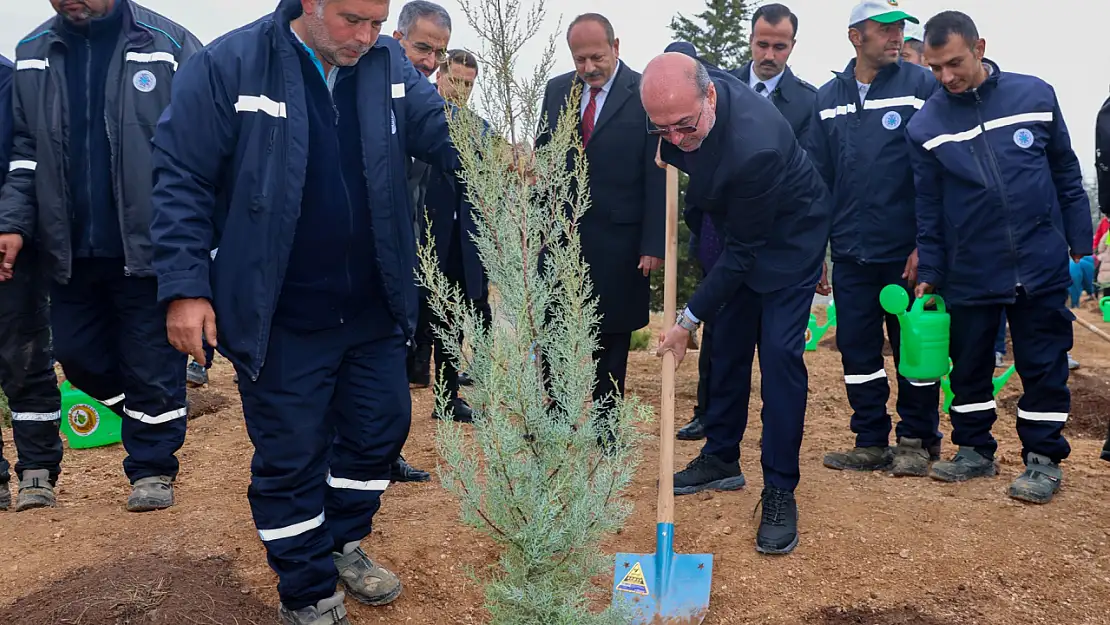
[755,486,798,555]
[390,456,431,483]
[433,397,474,423]
[458,372,474,386]
[676,416,705,441]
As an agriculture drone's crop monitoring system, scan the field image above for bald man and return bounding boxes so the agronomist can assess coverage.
[649,51,831,555]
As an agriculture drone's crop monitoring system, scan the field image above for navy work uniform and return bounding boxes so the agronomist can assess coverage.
[807,57,943,472]
[907,59,1092,502]
[148,0,458,615]
[0,53,63,512]
[0,0,201,511]
[662,60,832,554]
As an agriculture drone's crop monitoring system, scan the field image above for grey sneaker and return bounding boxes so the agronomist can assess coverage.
[15,469,55,511]
[929,447,998,482]
[0,482,10,511]
[186,360,209,387]
[994,352,1005,368]
[823,446,891,471]
[890,438,931,477]
[1009,453,1063,504]
[279,591,350,625]
[1067,353,1080,370]
[332,547,402,606]
[126,475,175,512]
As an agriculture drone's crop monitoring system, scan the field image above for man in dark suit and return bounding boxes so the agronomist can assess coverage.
[535,13,665,413]
[648,51,832,555]
[677,4,818,442]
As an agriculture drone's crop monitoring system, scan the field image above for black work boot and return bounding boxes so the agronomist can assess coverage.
[457,371,474,387]
[673,453,745,495]
[1008,453,1063,504]
[0,481,10,511]
[433,397,474,423]
[390,456,431,483]
[890,437,931,477]
[929,447,998,483]
[755,487,799,555]
[408,345,431,388]
[823,445,891,471]
[676,416,705,441]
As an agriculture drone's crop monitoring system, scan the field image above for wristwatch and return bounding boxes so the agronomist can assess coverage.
[676,308,700,332]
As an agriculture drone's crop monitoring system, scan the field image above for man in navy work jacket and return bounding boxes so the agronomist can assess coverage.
[149,0,459,621]
[0,53,64,513]
[648,52,832,555]
[807,0,943,479]
[907,11,1092,505]
[0,0,201,513]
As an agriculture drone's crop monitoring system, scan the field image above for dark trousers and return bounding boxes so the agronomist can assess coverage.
[237,309,410,610]
[948,288,1071,463]
[692,322,713,419]
[0,253,63,485]
[701,282,813,491]
[831,262,941,449]
[593,332,632,408]
[431,231,492,401]
[408,293,434,374]
[994,310,1008,355]
[50,259,187,482]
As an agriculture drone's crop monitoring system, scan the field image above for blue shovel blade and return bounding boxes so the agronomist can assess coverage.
[612,525,713,624]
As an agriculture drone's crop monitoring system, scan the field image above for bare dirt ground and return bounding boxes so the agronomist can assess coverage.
[0,304,1107,625]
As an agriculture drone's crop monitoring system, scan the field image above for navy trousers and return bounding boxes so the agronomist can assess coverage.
[700,282,813,491]
[831,262,941,449]
[50,259,187,482]
[238,307,410,610]
[692,321,713,420]
[948,288,1071,462]
[0,251,63,485]
[994,310,1007,355]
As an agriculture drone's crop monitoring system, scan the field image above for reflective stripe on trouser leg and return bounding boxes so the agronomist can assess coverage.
[1007,289,1072,463]
[240,320,346,611]
[325,330,411,551]
[948,303,1004,456]
[832,262,896,448]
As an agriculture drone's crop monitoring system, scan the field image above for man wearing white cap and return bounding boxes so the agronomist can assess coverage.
[902,21,926,66]
[806,0,943,479]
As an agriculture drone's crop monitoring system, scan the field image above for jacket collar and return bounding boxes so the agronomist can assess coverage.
[835,57,904,87]
[941,57,1002,103]
[47,0,149,47]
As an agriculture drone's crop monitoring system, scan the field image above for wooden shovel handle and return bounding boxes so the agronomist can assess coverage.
[1074,315,1110,344]
[658,164,679,525]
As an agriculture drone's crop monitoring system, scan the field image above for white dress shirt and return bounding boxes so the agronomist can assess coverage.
[579,60,623,122]
[749,68,785,98]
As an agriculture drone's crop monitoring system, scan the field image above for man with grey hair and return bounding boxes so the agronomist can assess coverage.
[647,50,831,555]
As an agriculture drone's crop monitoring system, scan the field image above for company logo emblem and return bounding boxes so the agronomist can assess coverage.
[1013,128,1034,149]
[882,111,902,130]
[133,70,156,93]
[68,404,100,436]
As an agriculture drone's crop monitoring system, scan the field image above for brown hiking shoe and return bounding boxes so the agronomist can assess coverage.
[823,446,891,471]
[890,438,931,477]
[332,547,402,606]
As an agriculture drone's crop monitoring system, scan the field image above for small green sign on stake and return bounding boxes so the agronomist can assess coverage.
[59,380,122,449]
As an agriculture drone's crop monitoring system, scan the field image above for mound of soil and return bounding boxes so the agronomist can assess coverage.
[1065,371,1110,438]
[0,554,272,625]
[811,605,948,625]
[186,388,233,420]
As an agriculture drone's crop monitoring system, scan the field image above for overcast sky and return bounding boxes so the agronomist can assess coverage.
[1,0,1107,181]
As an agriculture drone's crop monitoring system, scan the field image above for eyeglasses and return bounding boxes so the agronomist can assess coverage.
[409,40,448,64]
[646,108,703,135]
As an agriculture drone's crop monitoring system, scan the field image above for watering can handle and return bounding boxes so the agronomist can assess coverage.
[911,293,946,314]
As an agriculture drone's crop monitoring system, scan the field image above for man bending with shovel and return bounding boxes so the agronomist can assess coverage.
[648,51,832,554]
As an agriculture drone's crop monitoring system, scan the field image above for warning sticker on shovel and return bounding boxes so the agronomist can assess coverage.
[616,562,649,595]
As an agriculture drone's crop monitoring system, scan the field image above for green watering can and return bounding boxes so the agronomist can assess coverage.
[58,380,122,449]
[804,300,837,351]
[879,285,949,383]
[1100,297,1110,323]
[938,360,1017,413]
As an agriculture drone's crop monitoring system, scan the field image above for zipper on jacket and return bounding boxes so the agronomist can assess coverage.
[973,89,1022,289]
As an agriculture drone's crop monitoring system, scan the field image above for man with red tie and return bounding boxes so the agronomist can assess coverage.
[535,13,665,420]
